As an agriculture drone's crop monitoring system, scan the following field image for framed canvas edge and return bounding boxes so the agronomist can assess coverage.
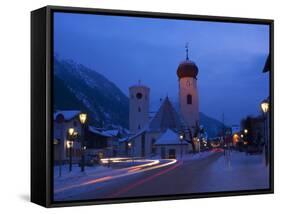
[39,5,274,208]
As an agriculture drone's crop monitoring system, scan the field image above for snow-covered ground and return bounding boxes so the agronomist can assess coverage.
[202,151,270,192]
[53,151,270,201]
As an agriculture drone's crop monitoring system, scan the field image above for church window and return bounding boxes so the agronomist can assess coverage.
[187,94,192,104]
[136,92,143,99]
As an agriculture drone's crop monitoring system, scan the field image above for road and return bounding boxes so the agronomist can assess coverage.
[54,151,269,201]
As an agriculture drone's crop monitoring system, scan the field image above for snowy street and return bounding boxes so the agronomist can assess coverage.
[54,150,269,201]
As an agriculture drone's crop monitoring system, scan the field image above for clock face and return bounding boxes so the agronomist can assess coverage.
[136,92,143,99]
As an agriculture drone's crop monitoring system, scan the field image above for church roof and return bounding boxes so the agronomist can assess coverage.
[148,97,185,132]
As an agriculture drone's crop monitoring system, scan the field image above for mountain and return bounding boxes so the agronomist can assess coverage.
[200,112,228,138]
[53,57,129,128]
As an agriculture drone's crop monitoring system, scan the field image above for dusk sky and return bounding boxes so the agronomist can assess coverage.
[54,12,270,125]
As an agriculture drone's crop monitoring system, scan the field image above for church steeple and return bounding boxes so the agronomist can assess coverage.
[185,43,189,60]
[177,44,198,79]
[177,44,199,129]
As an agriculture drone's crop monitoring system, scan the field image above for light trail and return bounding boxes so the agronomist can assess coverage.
[55,176,113,193]
[108,160,183,198]
[54,158,177,194]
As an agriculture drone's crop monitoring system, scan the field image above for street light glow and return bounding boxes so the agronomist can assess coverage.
[79,113,87,124]
[68,128,75,136]
[261,100,269,113]
[66,140,73,148]
[244,129,248,134]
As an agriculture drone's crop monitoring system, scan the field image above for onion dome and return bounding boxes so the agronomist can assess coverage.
[176,43,199,79]
[177,60,198,79]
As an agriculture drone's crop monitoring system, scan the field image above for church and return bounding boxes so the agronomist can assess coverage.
[125,47,200,159]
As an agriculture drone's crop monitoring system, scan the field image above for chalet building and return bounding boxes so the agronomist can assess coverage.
[53,110,82,164]
[85,127,123,160]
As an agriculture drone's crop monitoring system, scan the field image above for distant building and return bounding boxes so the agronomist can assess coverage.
[53,110,82,164]
[231,125,240,134]
[85,126,112,160]
[155,129,190,158]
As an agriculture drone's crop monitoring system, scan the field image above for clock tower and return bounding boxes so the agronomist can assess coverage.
[129,82,150,134]
[177,45,199,129]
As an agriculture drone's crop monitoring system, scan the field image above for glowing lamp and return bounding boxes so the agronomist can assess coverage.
[261,100,269,113]
[79,113,87,124]
[66,141,73,148]
[68,128,75,136]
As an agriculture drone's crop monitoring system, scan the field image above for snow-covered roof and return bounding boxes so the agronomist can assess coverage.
[148,97,186,132]
[155,129,188,145]
[103,129,119,137]
[88,126,112,137]
[54,110,81,121]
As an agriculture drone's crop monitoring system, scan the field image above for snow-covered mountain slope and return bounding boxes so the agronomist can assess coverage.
[53,57,129,128]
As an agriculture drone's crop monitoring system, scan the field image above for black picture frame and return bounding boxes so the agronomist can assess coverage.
[31,5,274,208]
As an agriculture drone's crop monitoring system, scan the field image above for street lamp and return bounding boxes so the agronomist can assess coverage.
[261,100,269,114]
[128,142,133,163]
[68,128,75,136]
[179,133,184,159]
[67,128,76,172]
[66,140,73,172]
[244,129,248,134]
[79,112,87,172]
[261,99,269,166]
[79,113,87,124]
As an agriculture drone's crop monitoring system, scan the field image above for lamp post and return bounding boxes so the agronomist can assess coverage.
[261,100,269,166]
[79,113,87,172]
[128,142,133,162]
[67,128,75,172]
[179,133,184,160]
[53,139,62,177]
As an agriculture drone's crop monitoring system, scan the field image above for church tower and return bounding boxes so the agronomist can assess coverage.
[177,44,199,129]
[129,82,150,134]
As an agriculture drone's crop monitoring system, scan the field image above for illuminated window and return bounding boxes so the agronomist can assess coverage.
[187,94,192,104]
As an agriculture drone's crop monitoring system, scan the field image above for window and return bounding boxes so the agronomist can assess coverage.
[138,124,141,129]
[138,107,141,112]
[187,94,192,104]
[136,92,143,99]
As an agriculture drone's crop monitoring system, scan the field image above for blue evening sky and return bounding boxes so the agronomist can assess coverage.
[54,12,269,125]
